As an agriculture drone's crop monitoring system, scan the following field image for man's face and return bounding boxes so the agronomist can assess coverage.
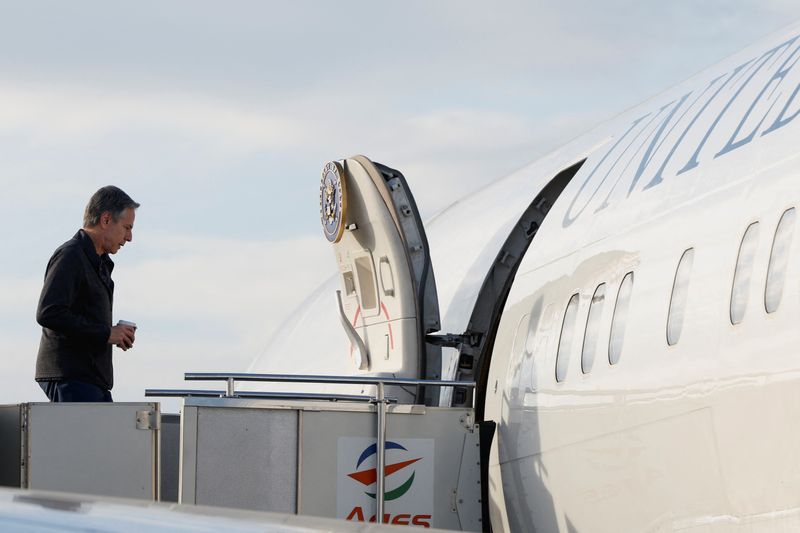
[101,207,135,255]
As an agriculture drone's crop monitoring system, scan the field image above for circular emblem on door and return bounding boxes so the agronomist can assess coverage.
[320,161,347,243]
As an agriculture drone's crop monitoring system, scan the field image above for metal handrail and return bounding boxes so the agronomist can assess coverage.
[184,372,474,388]
[144,389,376,403]
[181,372,476,524]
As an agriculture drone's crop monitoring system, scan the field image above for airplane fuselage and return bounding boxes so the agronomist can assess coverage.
[484,20,800,532]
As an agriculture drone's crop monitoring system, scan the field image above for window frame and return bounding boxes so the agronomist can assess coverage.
[555,293,580,383]
[581,283,607,374]
[730,221,760,325]
[609,272,634,366]
[765,207,796,314]
[667,248,695,346]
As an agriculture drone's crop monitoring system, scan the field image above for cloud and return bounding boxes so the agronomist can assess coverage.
[0,82,307,153]
[117,233,333,348]
[0,80,544,156]
[0,337,45,404]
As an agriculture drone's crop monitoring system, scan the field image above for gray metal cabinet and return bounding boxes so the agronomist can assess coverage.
[0,403,160,500]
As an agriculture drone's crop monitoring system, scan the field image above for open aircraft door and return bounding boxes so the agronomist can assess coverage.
[320,156,442,404]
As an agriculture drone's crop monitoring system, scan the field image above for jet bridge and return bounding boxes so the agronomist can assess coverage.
[147,373,487,531]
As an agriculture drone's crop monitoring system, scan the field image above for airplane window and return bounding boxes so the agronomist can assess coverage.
[581,283,606,374]
[730,222,760,325]
[765,208,796,313]
[609,272,634,365]
[556,293,580,383]
[667,248,695,346]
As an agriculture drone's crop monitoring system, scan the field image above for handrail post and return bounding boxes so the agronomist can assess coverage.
[376,381,387,524]
[226,377,235,397]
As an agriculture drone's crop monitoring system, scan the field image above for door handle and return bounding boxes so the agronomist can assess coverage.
[336,290,370,370]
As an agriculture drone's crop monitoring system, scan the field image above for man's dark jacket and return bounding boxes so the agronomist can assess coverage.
[35,230,115,390]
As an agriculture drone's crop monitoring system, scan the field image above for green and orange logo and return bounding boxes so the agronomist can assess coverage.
[347,441,421,500]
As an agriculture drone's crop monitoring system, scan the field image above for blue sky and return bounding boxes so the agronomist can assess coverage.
[1,1,799,410]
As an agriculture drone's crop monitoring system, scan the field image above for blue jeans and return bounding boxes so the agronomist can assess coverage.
[38,380,113,402]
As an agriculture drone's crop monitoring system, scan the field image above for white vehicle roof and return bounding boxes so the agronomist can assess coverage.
[0,487,453,533]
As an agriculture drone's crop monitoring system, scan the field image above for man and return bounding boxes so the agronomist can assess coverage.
[35,186,140,402]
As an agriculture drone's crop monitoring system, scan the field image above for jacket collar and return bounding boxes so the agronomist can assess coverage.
[75,229,115,276]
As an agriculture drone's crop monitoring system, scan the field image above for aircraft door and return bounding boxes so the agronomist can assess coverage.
[320,156,441,404]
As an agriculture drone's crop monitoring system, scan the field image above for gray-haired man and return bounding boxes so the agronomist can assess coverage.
[35,186,140,402]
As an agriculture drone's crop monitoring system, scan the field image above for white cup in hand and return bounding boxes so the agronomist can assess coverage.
[116,320,137,350]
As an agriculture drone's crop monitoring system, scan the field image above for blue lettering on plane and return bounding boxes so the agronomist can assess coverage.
[563,34,800,228]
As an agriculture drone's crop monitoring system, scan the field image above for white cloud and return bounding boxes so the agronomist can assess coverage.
[403,110,534,152]
[0,278,40,315]
[0,80,545,157]
[118,233,331,332]
[0,82,307,153]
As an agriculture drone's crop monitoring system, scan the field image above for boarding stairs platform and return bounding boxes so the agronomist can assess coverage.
[0,374,487,531]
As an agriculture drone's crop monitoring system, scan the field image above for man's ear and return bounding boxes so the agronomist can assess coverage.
[101,212,112,227]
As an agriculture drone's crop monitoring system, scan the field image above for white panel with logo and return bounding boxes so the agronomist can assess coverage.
[299,403,480,531]
[337,437,435,527]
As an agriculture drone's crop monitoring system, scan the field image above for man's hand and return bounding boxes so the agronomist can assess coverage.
[108,324,136,351]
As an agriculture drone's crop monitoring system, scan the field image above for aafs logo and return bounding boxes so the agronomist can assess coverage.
[347,441,421,501]
[337,437,435,528]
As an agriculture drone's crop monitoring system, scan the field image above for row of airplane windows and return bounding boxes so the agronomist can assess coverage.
[553,207,797,383]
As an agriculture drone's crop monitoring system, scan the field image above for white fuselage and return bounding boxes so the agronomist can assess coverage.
[484,20,800,532]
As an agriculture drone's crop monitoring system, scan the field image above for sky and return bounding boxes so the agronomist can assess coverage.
[1,1,799,411]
